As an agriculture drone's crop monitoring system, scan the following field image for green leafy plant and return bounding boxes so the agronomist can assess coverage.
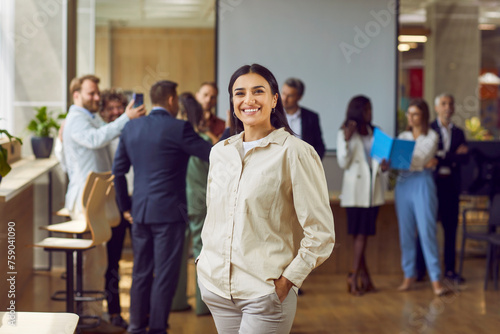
[465,116,493,141]
[0,127,23,177]
[27,106,66,137]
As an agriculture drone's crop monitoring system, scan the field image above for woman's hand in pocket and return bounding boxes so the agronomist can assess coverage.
[274,276,294,303]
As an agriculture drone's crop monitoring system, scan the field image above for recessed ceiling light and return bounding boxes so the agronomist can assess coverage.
[484,11,500,18]
[398,44,411,52]
[398,35,427,43]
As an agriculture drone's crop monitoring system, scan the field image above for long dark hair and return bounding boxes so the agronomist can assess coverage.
[228,64,293,135]
[341,95,374,133]
[178,92,203,131]
[406,98,430,135]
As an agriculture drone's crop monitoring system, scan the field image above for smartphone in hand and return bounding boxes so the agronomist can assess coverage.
[132,93,144,108]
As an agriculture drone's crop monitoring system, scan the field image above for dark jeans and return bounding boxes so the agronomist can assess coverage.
[105,215,131,315]
[436,176,460,273]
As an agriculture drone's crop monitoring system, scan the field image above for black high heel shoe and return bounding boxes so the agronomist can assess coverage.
[347,273,363,296]
[360,274,378,293]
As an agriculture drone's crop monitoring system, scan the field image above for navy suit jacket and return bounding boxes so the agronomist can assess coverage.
[300,107,326,159]
[112,108,212,224]
[430,120,468,191]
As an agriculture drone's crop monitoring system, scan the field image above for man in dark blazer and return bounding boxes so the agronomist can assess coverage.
[112,80,211,334]
[416,93,468,283]
[432,93,469,282]
[281,78,326,159]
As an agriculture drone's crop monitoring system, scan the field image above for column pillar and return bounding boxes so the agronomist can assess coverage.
[67,0,77,109]
[424,1,480,127]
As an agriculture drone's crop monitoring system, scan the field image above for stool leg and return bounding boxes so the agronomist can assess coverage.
[66,250,75,313]
[494,246,499,290]
[458,221,467,278]
[76,250,83,316]
[485,243,493,290]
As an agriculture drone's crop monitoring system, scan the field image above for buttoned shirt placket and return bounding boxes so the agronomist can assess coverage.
[222,144,243,301]
[226,142,264,300]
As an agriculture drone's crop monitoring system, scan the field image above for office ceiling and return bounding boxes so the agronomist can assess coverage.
[400,0,500,26]
[95,0,500,28]
[95,0,216,27]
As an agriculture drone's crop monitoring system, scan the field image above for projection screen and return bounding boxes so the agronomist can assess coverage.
[216,0,398,150]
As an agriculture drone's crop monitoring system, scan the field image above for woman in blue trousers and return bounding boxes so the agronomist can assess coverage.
[395,98,446,296]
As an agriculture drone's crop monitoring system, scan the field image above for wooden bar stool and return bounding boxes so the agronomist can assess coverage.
[42,171,115,235]
[33,175,114,329]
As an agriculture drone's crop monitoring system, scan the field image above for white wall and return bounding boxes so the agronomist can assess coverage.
[216,0,398,150]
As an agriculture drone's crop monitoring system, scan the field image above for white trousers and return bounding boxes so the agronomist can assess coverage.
[199,282,297,334]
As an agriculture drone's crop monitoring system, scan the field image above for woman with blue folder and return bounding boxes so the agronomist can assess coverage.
[395,98,446,296]
[337,95,389,296]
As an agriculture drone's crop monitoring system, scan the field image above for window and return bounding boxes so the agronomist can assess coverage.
[0,0,14,133]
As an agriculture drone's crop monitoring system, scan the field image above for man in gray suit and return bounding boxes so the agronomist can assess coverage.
[62,74,145,321]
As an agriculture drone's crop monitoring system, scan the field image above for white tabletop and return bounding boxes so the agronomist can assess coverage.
[0,311,79,333]
[0,156,59,202]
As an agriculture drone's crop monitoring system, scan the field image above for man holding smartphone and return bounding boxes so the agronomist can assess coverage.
[97,89,136,329]
[62,74,145,324]
[132,92,144,108]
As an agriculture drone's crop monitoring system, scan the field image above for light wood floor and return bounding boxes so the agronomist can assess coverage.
[17,250,500,334]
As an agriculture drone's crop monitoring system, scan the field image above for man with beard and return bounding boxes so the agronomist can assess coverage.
[195,82,225,140]
[62,74,145,323]
[98,89,134,328]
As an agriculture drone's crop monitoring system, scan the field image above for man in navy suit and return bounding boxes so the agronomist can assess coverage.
[432,93,468,282]
[416,93,468,283]
[113,80,211,334]
[281,78,326,159]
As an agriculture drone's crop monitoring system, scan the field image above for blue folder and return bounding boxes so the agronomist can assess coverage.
[370,128,415,170]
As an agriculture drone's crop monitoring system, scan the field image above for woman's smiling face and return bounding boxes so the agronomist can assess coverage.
[232,72,278,130]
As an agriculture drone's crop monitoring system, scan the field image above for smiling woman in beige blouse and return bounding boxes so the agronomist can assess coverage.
[196,64,335,334]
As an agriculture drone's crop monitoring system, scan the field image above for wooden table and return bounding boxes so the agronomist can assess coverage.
[0,311,78,333]
[0,157,59,310]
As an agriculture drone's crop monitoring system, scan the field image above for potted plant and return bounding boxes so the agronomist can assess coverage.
[27,106,65,159]
[0,127,23,182]
[465,116,494,141]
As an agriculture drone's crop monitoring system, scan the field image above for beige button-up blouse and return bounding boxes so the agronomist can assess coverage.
[197,128,335,300]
